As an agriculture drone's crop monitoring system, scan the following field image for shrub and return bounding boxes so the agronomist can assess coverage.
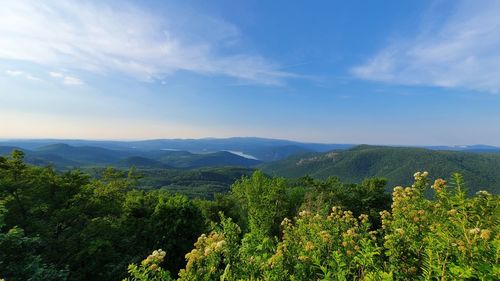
[127,171,499,280]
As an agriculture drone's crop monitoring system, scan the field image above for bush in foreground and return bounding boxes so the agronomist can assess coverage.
[126,172,499,280]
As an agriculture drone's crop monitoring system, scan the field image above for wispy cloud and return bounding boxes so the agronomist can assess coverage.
[0,1,296,85]
[352,1,500,93]
[62,76,83,85]
[49,71,64,78]
[49,71,83,85]
[5,69,42,81]
[6,70,24,76]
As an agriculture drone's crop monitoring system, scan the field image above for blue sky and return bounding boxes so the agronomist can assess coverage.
[1,0,500,145]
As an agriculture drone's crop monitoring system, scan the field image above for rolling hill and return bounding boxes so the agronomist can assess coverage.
[0,137,354,161]
[260,145,500,194]
[34,143,132,164]
[0,143,261,169]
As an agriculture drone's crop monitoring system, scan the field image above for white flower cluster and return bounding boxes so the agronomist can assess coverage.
[413,171,429,181]
[143,249,166,265]
[476,190,492,197]
[298,210,311,217]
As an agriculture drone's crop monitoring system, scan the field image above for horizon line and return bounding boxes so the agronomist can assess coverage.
[0,136,498,149]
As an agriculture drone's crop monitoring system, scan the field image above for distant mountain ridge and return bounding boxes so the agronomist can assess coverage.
[2,137,499,158]
[260,145,500,194]
[0,137,354,162]
[0,143,261,169]
[424,144,500,153]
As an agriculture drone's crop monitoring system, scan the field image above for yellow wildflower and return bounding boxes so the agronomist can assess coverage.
[480,229,491,240]
[304,241,315,251]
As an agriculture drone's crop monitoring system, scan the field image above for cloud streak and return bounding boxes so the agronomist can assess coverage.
[49,71,85,86]
[49,71,83,85]
[352,0,500,93]
[5,69,42,81]
[49,72,64,78]
[62,76,83,85]
[0,0,295,85]
[6,70,23,76]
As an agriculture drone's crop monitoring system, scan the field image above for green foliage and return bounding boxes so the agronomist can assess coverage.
[267,209,381,280]
[83,166,254,200]
[0,225,69,281]
[299,176,390,227]
[231,171,289,236]
[0,151,206,281]
[261,145,500,194]
[0,195,68,280]
[129,170,498,280]
[381,172,499,279]
[193,193,245,228]
[177,214,241,281]
[149,193,206,272]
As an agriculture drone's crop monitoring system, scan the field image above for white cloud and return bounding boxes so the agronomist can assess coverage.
[5,70,23,76]
[5,69,41,81]
[62,76,83,85]
[0,1,296,85]
[48,71,83,85]
[352,0,500,93]
[25,74,42,81]
[49,71,64,78]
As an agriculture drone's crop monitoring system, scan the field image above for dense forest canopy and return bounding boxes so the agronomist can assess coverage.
[1,150,498,280]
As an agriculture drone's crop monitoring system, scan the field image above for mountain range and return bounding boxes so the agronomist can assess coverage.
[1,138,500,194]
[0,137,352,162]
[0,143,261,169]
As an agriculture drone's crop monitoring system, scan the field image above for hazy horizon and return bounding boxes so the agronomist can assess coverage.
[1,136,499,148]
[2,0,500,145]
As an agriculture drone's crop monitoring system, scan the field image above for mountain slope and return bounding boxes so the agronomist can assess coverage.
[0,146,22,155]
[34,143,132,165]
[260,145,500,194]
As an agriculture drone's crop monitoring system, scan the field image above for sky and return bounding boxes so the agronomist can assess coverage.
[1,0,500,145]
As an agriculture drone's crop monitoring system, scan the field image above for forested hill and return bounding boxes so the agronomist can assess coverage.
[260,145,500,194]
[0,143,261,169]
